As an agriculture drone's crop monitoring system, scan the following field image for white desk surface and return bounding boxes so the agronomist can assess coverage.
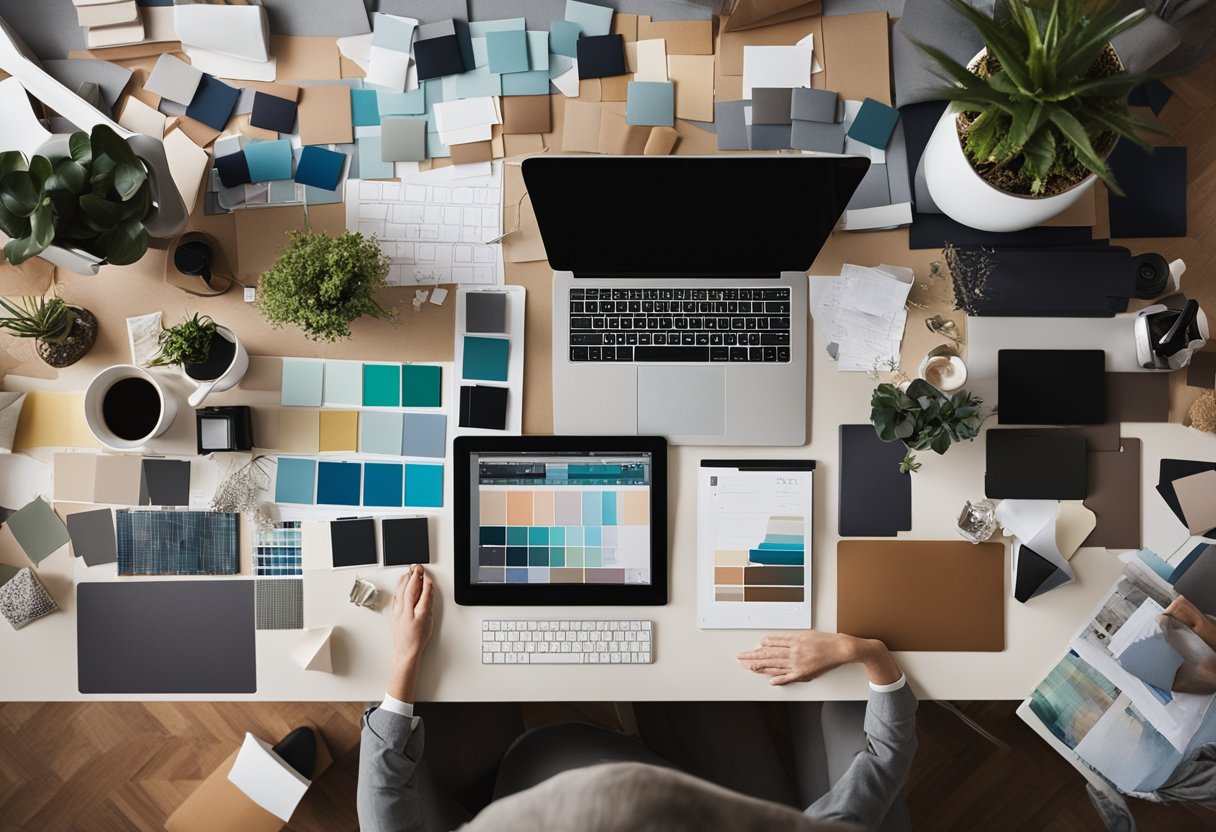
[3,310,1215,703]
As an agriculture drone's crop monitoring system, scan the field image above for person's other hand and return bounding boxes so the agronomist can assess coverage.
[737,632,901,687]
[388,565,434,702]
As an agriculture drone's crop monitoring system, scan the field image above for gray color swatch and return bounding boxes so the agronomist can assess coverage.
[43,60,134,112]
[751,87,793,125]
[140,458,191,507]
[885,119,912,204]
[381,117,428,162]
[749,124,792,151]
[259,0,371,36]
[791,120,846,153]
[791,88,840,123]
[715,100,749,151]
[403,413,448,458]
[66,509,118,567]
[145,54,204,107]
[255,579,304,630]
[847,163,890,210]
[77,581,256,694]
[467,292,508,333]
[0,0,85,60]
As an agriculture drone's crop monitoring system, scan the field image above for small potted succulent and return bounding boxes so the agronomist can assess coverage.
[150,313,249,406]
[871,379,985,473]
[919,0,1159,232]
[257,230,394,342]
[0,295,98,368]
[0,124,156,274]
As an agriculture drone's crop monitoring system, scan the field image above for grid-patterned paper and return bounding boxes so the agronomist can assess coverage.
[254,521,303,576]
[255,578,304,630]
[115,511,239,576]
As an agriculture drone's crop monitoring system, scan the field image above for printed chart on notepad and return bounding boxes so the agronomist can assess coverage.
[346,172,504,286]
[698,465,813,629]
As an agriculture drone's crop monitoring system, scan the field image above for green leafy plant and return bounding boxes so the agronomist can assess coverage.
[0,124,152,266]
[871,380,985,473]
[919,0,1161,196]
[0,296,79,342]
[257,230,394,342]
[150,313,217,367]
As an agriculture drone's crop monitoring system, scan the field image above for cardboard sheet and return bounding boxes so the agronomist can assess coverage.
[1082,438,1142,550]
[837,540,1005,651]
[644,125,679,155]
[298,84,354,146]
[724,0,823,32]
[636,16,712,55]
[667,55,714,122]
[1106,372,1170,423]
[503,164,548,264]
[598,108,650,155]
[502,94,551,134]
[270,35,343,81]
[562,99,604,152]
[717,13,820,76]
[821,12,891,106]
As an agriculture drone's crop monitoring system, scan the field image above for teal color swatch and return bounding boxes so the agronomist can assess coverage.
[527,31,549,70]
[486,29,530,74]
[351,88,381,126]
[363,363,402,406]
[565,1,613,36]
[846,97,900,149]
[323,361,362,405]
[626,81,674,127]
[364,462,405,507]
[275,458,317,504]
[317,462,361,506]
[463,336,510,381]
[244,140,294,182]
[360,411,404,456]
[281,359,324,406]
[468,18,526,38]
[451,65,503,98]
[405,464,444,507]
[402,364,442,407]
[357,136,395,179]
[378,88,426,115]
[550,19,581,58]
[602,491,617,525]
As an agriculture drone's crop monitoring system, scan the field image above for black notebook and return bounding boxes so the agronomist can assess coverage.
[998,350,1106,425]
[838,425,912,537]
[985,431,1087,499]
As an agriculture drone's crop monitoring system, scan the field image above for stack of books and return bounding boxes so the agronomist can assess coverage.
[74,0,145,50]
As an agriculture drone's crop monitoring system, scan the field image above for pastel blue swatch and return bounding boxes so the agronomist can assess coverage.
[281,359,324,406]
[364,463,405,507]
[275,458,316,504]
[463,336,510,381]
[358,137,396,179]
[450,65,502,98]
[371,13,416,51]
[426,131,450,159]
[486,29,530,74]
[527,31,549,71]
[405,464,444,507]
[244,140,293,182]
[360,411,404,456]
[351,88,381,126]
[626,82,674,127]
[317,462,361,506]
[468,18,526,38]
[323,361,362,406]
[378,88,426,115]
[502,70,551,96]
[565,0,613,37]
[402,413,447,458]
[550,19,581,58]
[294,146,345,190]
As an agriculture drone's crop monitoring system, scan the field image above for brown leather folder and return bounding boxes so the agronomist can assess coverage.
[837,540,1006,651]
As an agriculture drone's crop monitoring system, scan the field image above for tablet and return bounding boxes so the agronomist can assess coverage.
[454,436,667,605]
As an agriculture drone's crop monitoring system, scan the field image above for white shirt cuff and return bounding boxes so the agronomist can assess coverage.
[869,674,907,693]
[380,692,415,718]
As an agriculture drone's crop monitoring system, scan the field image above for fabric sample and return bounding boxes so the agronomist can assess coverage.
[115,510,240,575]
[0,568,57,630]
[255,578,304,630]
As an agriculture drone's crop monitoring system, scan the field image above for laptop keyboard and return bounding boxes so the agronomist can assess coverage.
[568,287,792,363]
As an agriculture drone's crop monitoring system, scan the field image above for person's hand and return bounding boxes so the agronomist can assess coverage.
[1165,595,1207,631]
[387,565,434,702]
[737,632,902,687]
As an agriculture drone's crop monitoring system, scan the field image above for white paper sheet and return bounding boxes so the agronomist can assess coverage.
[226,733,311,822]
[634,38,668,82]
[742,45,813,99]
[183,46,277,82]
[365,45,410,91]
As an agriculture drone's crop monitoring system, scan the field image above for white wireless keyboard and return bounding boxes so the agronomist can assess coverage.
[481,619,654,664]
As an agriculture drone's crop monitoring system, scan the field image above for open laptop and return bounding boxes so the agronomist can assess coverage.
[522,155,868,446]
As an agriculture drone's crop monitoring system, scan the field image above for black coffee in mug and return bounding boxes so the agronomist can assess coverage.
[102,377,162,441]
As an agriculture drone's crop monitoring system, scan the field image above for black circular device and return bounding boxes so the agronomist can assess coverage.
[174,240,215,287]
[1133,253,1169,299]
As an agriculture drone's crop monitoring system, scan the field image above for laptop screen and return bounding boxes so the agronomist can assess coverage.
[522,155,869,277]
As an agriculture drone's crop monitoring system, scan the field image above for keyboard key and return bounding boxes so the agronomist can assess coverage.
[634,346,711,362]
[571,347,588,361]
[570,317,592,329]
[571,333,602,345]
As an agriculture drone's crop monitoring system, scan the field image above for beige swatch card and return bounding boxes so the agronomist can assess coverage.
[54,453,99,504]
[1174,470,1216,534]
[278,409,321,454]
[93,455,144,506]
[667,55,715,122]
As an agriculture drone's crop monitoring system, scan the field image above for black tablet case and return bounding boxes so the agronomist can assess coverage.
[985,431,1088,499]
[998,349,1106,424]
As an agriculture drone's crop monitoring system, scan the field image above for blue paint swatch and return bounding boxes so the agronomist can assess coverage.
[351,88,381,126]
[275,458,316,504]
[244,139,294,182]
[846,97,900,149]
[405,464,443,507]
[402,413,447,458]
[626,81,674,127]
[487,29,530,74]
[363,462,405,507]
[463,336,510,381]
[317,462,361,506]
[550,19,581,58]
[294,146,346,191]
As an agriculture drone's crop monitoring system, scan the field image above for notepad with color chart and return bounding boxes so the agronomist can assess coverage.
[697,461,815,629]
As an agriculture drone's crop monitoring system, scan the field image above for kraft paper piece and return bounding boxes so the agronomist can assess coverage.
[277,409,321,454]
[177,115,222,148]
[503,167,547,264]
[502,94,551,134]
[292,627,334,672]
[597,108,650,155]
[503,133,545,156]
[725,0,824,32]
[821,12,891,106]
[1175,470,1216,536]
[14,392,100,451]
[644,126,680,155]
[562,99,604,153]
[667,55,715,122]
[53,453,98,504]
[636,16,712,55]
[270,36,343,81]
[298,85,354,145]
[612,12,639,42]
[451,140,494,165]
[600,74,632,101]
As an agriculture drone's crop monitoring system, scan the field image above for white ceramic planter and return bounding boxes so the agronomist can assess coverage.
[922,51,1098,233]
[83,364,178,450]
[182,324,250,407]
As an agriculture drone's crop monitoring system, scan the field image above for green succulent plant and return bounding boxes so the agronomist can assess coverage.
[0,124,152,267]
[919,0,1162,196]
[0,296,79,343]
[150,312,217,367]
[871,380,985,473]
[257,230,394,342]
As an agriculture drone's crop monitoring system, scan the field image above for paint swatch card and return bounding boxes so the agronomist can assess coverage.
[697,461,815,629]
[463,337,509,381]
[383,517,430,566]
[330,517,378,568]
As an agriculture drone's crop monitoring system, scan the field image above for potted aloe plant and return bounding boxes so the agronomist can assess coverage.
[0,295,98,368]
[0,124,155,273]
[919,0,1159,232]
[150,312,249,407]
[871,380,985,473]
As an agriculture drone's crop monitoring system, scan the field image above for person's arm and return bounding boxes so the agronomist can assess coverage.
[738,633,917,828]
[357,565,435,832]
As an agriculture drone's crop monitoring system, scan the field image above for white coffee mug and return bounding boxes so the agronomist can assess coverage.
[84,365,178,450]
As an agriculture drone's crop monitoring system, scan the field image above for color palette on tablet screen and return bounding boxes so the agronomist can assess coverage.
[476,487,650,585]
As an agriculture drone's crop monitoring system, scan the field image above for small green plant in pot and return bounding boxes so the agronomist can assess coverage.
[0,295,98,368]
[151,312,218,370]
[257,230,394,342]
[870,380,985,473]
[0,124,154,267]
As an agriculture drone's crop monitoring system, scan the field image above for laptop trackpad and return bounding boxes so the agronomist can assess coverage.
[637,366,725,437]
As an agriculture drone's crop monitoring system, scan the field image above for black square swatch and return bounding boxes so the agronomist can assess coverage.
[1107,141,1186,238]
[215,151,252,188]
[459,385,508,429]
[414,34,466,80]
[250,91,298,134]
[575,34,626,79]
[985,431,1087,500]
[997,350,1106,425]
[838,425,911,537]
[140,458,191,506]
[330,517,377,568]
[383,517,430,566]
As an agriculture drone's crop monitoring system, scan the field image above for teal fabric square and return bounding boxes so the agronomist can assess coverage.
[486,29,530,74]
[527,31,549,71]
[358,136,396,179]
[360,411,404,456]
[244,139,293,182]
[846,97,900,149]
[363,463,405,507]
[275,458,316,504]
[502,69,551,96]
[462,336,510,381]
[565,0,613,37]
[363,363,402,406]
[550,19,581,58]
[405,464,444,508]
[402,364,442,407]
[351,88,381,126]
[281,359,324,406]
[626,81,674,127]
